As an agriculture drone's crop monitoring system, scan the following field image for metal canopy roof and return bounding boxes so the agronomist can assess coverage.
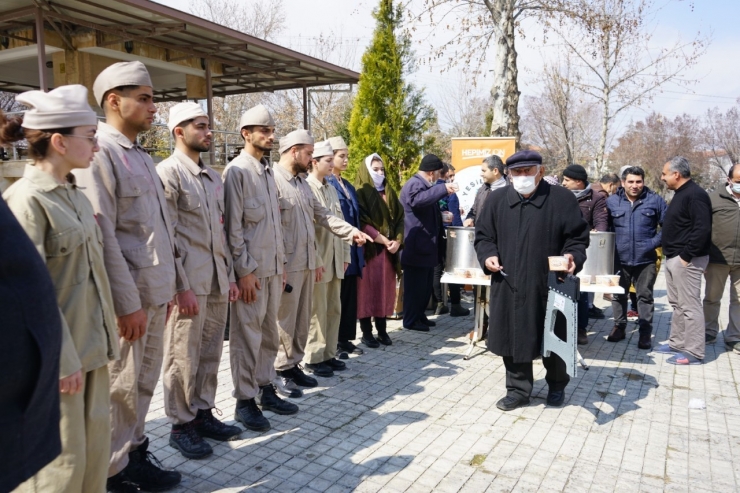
[0,0,359,100]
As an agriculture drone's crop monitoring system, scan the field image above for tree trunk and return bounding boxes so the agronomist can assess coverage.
[489,1,521,143]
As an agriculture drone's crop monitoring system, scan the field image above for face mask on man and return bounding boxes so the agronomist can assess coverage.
[730,181,740,194]
[511,167,539,195]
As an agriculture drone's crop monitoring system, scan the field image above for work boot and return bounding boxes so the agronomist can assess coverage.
[273,375,303,398]
[638,332,652,350]
[106,471,139,493]
[577,329,588,345]
[257,384,299,415]
[169,421,213,459]
[285,365,318,388]
[234,398,270,432]
[434,302,449,315]
[305,362,334,377]
[124,437,181,491]
[450,303,470,317]
[606,325,626,342]
[194,408,242,441]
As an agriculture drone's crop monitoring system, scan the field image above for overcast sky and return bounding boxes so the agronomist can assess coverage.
[154,0,740,135]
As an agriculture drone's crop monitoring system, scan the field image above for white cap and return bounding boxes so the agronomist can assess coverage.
[279,129,314,154]
[93,61,153,107]
[327,136,347,151]
[239,104,275,129]
[168,102,208,134]
[312,140,333,159]
[16,84,98,130]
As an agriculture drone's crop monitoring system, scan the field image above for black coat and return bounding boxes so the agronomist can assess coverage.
[474,180,589,362]
[0,196,62,491]
[400,174,449,267]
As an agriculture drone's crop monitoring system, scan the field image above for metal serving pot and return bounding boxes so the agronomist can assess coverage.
[581,231,615,276]
[444,226,480,272]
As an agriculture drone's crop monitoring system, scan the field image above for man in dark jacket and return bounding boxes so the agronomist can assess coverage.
[475,151,589,411]
[464,155,507,227]
[658,156,712,365]
[326,136,366,355]
[400,154,455,331]
[703,163,740,354]
[606,166,667,349]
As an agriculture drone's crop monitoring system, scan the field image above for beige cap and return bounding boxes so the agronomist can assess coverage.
[168,102,208,133]
[239,104,275,129]
[16,84,98,130]
[93,61,153,107]
[312,140,333,159]
[327,136,347,151]
[279,129,314,154]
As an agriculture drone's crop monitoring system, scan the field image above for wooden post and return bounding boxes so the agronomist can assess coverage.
[35,8,48,92]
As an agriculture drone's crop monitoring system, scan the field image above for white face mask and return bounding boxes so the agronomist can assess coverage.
[730,182,740,194]
[511,171,539,195]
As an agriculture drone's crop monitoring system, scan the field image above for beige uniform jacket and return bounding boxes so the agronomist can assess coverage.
[3,165,119,378]
[73,122,178,315]
[274,164,358,273]
[157,149,233,296]
[307,174,350,283]
[223,151,284,279]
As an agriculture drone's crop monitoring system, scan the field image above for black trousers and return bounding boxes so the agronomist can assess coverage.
[359,316,387,336]
[338,275,358,343]
[613,263,657,334]
[503,354,570,400]
[402,264,434,327]
[432,263,462,304]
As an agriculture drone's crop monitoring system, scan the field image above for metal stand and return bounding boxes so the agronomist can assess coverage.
[542,273,589,378]
[440,273,490,360]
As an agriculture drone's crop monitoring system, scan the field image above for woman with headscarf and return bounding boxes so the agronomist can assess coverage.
[355,153,404,346]
[2,85,120,493]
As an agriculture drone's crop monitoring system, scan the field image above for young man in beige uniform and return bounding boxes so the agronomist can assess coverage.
[157,103,241,459]
[273,130,369,381]
[223,105,302,432]
[72,61,181,493]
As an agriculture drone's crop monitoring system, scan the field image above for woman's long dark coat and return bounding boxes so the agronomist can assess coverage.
[474,180,589,362]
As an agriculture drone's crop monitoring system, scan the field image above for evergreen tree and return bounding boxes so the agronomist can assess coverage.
[347,0,433,190]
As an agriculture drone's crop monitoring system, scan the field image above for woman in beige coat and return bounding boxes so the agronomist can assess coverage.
[2,85,119,493]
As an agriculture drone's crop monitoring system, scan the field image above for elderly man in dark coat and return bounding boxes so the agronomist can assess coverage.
[475,151,589,411]
[400,154,456,331]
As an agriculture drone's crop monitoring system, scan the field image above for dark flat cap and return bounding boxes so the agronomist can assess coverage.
[419,154,444,172]
[563,164,588,183]
[505,150,542,169]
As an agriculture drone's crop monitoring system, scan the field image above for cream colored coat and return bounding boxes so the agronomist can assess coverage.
[306,174,350,283]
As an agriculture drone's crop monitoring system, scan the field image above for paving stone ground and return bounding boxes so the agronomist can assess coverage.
[145,271,740,492]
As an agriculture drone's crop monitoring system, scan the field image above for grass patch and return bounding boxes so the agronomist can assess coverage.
[470,454,487,466]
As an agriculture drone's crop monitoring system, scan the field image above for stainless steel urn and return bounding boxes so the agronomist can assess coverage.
[581,231,616,276]
[444,226,480,272]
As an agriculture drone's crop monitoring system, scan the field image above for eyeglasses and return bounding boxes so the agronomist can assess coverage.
[62,134,98,146]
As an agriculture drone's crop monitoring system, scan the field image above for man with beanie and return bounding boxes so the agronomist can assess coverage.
[400,154,457,331]
[223,105,298,432]
[657,156,712,364]
[73,61,181,492]
[561,164,608,343]
[157,102,242,459]
[273,130,369,380]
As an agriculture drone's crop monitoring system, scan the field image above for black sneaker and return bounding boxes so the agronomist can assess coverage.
[285,365,318,388]
[193,408,242,441]
[325,358,347,371]
[495,395,529,412]
[106,471,139,493]
[361,335,380,348]
[257,384,299,415]
[234,398,270,432]
[169,421,213,459]
[305,362,334,377]
[124,437,181,491]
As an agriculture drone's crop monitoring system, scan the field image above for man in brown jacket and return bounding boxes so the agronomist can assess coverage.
[73,61,182,493]
[157,103,242,459]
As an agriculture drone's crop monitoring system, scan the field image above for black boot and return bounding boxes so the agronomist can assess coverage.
[124,437,181,491]
[169,421,213,459]
[376,318,392,345]
[305,361,334,377]
[284,365,318,388]
[257,384,299,415]
[234,398,270,432]
[359,317,380,348]
[325,358,347,371]
[193,408,242,441]
[106,471,139,493]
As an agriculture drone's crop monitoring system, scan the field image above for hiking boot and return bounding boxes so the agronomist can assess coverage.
[257,384,299,415]
[577,329,588,345]
[638,332,652,350]
[305,362,334,377]
[193,408,242,441]
[169,421,212,459]
[325,358,347,371]
[361,335,380,348]
[285,365,318,388]
[606,326,626,342]
[124,437,181,491]
[234,399,270,432]
[450,304,471,317]
[273,375,303,398]
[106,471,139,493]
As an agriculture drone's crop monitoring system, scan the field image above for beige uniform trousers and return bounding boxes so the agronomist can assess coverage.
[230,274,281,399]
[108,303,167,476]
[14,366,110,493]
[665,255,709,360]
[163,294,227,424]
[305,277,341,364]
[703,263,740,343]
[275,269,314,371]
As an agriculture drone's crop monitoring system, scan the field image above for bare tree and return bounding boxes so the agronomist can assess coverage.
[437,76,491,137]
[189,0,285,40]
[704,101,740,165]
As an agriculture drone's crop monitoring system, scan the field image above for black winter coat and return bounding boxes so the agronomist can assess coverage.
[0,196,62,492]
[474,180,589,362]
